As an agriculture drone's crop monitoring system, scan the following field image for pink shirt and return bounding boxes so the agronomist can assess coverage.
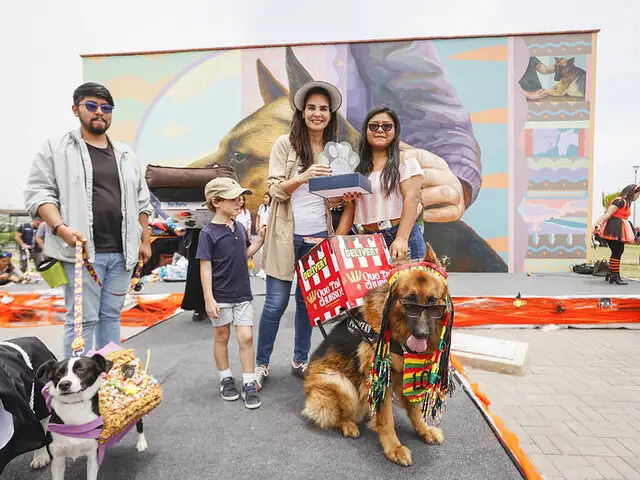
[354,158,422,225]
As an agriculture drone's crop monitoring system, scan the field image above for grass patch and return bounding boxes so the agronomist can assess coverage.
[590,243,640,280]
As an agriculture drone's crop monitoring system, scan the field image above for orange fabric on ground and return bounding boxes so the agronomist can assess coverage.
[0,293,185,328]
[450,355,543,480]
[452,296,640,327]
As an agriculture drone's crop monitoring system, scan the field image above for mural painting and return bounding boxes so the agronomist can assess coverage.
[82,31,597,273]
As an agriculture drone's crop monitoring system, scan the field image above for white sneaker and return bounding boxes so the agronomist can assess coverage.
[255,365,269,391]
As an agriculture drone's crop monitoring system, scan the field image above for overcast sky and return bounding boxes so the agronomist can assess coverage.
[2,0,638,216]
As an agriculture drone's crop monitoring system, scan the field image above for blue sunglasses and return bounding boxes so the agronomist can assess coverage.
[79,101,114,115]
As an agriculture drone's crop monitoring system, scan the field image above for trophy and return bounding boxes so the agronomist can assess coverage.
[309,142,372,198]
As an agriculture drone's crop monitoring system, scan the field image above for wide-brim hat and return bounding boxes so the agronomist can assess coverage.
[293,80,342,113]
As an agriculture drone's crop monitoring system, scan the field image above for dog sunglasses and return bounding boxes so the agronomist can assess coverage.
[368,122,394,132]
[0,251,12,258]
[79,101,115,114]
[401,301,447,319]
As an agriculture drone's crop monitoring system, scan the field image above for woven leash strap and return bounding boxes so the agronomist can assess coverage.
[71,242,85,356]
[70,241,144,357]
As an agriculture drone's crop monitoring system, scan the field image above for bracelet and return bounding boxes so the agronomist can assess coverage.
[52,223,66,236]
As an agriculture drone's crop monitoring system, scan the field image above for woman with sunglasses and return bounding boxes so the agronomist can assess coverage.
[336,106,425,260]
[255,80,342,389]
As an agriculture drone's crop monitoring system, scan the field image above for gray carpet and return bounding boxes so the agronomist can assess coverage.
[3,297,523,480]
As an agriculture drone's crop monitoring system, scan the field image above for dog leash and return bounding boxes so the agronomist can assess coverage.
[71,242,144,357]
[78,242,144,296]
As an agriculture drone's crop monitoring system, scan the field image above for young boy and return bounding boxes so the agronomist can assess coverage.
[196,177,265,409]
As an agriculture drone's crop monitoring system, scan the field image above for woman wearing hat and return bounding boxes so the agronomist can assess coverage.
[593,184,640,285]
[254,80,342,389]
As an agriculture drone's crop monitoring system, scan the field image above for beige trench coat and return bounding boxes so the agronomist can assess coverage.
[262,135,334,282]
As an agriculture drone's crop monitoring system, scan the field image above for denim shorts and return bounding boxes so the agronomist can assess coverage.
[363,223,426,260]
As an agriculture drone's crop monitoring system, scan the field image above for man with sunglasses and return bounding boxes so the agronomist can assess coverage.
[24,82,152,358]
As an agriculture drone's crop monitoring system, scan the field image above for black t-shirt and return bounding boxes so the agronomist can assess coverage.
[18,223,34,246]
[195,221,252,304]
[87,142,123,253]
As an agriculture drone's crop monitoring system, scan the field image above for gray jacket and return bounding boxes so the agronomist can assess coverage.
[24,129,151,270]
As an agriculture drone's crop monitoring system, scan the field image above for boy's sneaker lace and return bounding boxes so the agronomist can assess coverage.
[220,377,240,401]
[255,365,269,391]
[291,361,308,379]
[241,382,261,409]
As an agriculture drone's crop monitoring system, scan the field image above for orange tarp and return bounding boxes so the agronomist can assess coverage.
[452,296,640,327]
[450,355,542,480]
[2,293,639,329]
[0,293,184,328]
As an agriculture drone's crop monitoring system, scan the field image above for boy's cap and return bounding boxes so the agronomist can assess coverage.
[203,177,252,205]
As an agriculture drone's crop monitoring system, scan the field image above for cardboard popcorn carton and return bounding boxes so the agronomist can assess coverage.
[296,234,393,326]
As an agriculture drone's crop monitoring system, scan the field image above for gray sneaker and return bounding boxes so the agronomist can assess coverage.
[255,365,269,391]
[291,361,308,379]
[241,382,261,409]
[220,377,239,401]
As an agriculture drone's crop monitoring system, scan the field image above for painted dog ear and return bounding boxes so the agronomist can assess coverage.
[256,58,288,104]
[285,46,314,111]
[36,359,57,380]
[92,354,113,374]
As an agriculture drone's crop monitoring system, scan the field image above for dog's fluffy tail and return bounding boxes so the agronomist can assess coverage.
[302,372,360,429]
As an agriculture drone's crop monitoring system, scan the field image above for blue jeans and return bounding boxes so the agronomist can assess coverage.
[61,253,131,358]
[365,223,426,260]
[256,231,328,366]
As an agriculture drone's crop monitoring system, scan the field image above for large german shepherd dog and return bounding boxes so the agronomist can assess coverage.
[302,244,454,466]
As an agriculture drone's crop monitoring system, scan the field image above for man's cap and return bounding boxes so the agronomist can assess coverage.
[203,177,253,205]
[293,80,342,113]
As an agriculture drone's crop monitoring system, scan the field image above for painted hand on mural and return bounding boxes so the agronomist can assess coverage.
[348,41,482,208]
[413,147,466,223]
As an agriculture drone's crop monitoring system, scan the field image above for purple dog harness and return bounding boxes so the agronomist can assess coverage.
[42,384,135,465]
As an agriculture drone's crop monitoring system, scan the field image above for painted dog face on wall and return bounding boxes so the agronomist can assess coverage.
[189,48,360,212]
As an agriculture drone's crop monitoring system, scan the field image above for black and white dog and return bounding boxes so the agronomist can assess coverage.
[0,337,56,475]
[37,355,147,480]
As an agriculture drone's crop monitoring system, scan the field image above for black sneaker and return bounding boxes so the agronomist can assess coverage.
[291,361,308,379]
[220,377,239,401]
[241,382,261,410]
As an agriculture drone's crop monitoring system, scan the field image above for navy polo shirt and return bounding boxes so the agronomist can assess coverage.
[195,221,252,304]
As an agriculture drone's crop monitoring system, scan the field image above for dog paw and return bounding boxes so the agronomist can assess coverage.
[136,433,148,452]
[420,426,444,445]
[385,444,412,466]
[339,421,360,438]
[30,448,50,469]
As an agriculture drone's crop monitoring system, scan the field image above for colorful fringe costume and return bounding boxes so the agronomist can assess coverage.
[367,262,455,423]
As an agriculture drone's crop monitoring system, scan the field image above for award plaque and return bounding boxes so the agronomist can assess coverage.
[309,142,372,198]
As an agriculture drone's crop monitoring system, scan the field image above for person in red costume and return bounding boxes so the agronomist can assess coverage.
[593,184,640,285]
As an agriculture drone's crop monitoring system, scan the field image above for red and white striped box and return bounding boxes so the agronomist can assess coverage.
[296,234,393,326]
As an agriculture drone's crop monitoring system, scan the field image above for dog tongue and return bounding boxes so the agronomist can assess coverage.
[407,335,428,353]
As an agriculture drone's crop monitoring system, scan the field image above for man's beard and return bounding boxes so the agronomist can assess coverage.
[82,117,109,135]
